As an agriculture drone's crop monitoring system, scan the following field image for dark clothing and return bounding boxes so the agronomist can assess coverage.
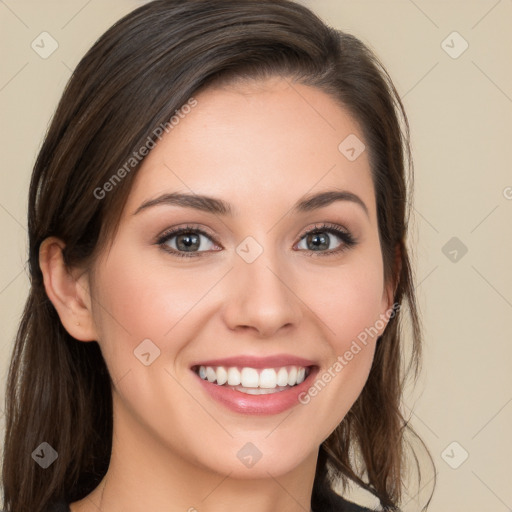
[46,504,71,512]
[311,480,377,511]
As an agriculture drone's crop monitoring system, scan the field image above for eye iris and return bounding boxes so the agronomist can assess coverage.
[307,232,329,251]
[176,232,200,251]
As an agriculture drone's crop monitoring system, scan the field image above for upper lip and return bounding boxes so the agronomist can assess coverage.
[190,354,317,369]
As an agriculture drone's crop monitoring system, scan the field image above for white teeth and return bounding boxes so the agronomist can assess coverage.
[216,366,228,385]
[206,366,217,383]
[227,367,241,386]
[276,367,288,387]
[240,367,259,388]
[233,385,289,395]
[287,366,297,386]
[259,369,277,389]
[196,365,310,389]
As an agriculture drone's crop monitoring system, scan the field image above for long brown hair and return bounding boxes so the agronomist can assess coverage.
[2,1,434,510]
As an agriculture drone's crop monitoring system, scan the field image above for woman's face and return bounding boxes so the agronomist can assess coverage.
[87,77,393,478]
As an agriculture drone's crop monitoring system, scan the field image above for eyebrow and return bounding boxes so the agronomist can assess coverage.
[133,189,369,217]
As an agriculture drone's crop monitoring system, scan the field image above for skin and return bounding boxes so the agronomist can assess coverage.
[40,76,394,512]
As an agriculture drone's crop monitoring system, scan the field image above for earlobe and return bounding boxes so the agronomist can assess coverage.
[39,237,97,342]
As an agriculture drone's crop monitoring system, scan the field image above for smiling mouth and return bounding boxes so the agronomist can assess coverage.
[192,365,314,395]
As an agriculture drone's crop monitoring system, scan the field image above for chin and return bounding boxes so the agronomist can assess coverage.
[189,437,316,479]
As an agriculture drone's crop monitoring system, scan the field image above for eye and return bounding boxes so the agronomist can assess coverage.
[295,223,357,256]
[156,225,221,257]
[156,222,357,259]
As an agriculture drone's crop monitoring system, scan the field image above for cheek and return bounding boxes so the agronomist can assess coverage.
[296,261,384,435]
[89,247,225,368]
[307,254,386,350]
[297,246,386,411]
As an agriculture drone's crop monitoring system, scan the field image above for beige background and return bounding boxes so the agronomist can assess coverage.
[1,1,511,510]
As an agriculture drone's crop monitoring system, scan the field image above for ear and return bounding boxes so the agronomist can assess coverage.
[39,237,97,341]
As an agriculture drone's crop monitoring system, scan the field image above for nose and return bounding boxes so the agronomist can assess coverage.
[221,248,303,338]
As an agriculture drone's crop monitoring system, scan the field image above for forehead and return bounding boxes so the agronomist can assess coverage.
[123,77,375,219]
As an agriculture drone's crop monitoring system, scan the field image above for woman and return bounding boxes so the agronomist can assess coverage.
[2,1,434,511]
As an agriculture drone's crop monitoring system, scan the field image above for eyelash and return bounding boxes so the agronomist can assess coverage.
[155,223,358,259]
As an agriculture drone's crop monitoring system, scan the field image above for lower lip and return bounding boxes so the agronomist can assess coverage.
[193,367,318,415]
